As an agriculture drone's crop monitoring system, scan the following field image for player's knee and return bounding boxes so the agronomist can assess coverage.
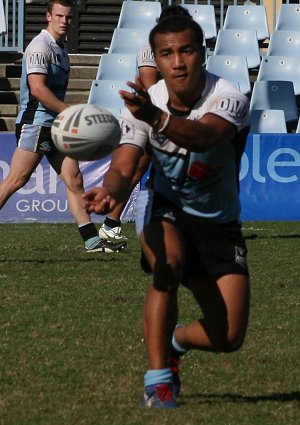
[64,173,84,193]
[152,258,183,292]
[7,174,30,191]
[222,330,247,353]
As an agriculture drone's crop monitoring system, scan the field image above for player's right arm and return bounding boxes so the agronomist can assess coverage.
[82,144,142,215]
[28,73,67,114]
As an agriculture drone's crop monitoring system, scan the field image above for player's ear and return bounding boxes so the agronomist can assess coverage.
[46,11,51,23]
[200,46,206,66]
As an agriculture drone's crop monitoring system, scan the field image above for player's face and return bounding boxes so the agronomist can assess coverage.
[46,4,72,42]
[154,29,206,109]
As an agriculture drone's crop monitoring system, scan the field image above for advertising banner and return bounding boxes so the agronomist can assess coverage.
[1,132,300,222]
[240,134,300,221]
[0,133,138,223]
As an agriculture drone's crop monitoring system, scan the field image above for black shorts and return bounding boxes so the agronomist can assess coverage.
[139,192,249,285]
[16,124,57,156]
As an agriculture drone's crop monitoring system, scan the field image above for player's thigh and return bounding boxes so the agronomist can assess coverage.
[49,154,83,190]
[140,219,186,279]
[6,148,42,183]
[190,273,250,343]
[217,273,249,337]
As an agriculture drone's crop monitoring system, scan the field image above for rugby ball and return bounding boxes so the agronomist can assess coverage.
[51,104,121,161]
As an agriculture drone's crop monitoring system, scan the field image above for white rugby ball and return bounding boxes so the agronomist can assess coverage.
[51,104,121,161]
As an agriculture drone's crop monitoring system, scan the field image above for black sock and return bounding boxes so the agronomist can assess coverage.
[104,216,121,228]
[78,222,98,242]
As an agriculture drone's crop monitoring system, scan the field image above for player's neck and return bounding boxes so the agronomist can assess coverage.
[167,73,205,113]
[46,27,65,45]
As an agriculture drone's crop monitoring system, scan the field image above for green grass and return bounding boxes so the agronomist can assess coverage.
[0,222,299,425]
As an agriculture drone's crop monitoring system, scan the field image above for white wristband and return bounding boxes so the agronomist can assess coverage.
[157,112,171,133]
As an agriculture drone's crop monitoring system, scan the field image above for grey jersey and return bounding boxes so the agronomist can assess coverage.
[137,44,156,69]
[16,30,70,126]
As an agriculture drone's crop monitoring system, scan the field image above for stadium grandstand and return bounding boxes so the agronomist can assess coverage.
[1,0,300,222]
[1,0,300,132]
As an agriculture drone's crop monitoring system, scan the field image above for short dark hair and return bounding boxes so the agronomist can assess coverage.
[157,4,192,23]
[149,15,204,54]
[47,0,73,13]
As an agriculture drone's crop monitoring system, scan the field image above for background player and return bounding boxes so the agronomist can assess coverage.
[0,0,126,253]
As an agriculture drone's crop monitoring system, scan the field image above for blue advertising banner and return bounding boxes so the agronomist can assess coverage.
[0,133,138,223]
[1,132,300,222]
[240,134,300,221]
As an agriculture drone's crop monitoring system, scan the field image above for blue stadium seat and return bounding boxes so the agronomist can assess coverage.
[249,109,287,134]
[214,29,261,69]
[257,56,300,95]
[182,4,217,39]
[117,1,161,30]
[267,29,300,57]
[0,0,6,34]
[206,55,251,94]
[223,5,269,41]
[275,4,300,31]
[250,80,298,123]
[88,80,129,113]
[108,28,150,54]
[296,116,300,133]
[96,53,137,81]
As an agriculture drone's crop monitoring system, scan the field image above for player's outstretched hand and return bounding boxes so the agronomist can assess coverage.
[118,76,158,124]
[81,188,116,215]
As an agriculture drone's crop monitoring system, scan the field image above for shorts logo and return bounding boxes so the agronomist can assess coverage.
[39,141,52,152]
[235,246,248,269]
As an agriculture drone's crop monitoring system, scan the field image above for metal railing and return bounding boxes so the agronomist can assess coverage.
[0,0,24,52]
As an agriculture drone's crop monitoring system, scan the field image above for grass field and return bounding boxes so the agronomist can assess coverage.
[0,221,299,425]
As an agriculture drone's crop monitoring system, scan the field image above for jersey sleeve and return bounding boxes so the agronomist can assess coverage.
[25,38,51,76]
[137,44,157,69]
[118,108,150,152]
[205,83,250,130]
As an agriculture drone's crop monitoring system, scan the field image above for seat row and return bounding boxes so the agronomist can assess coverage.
[117,1,217,40]
[94,49,300,101]
[88,2,300,134]
[87,78,299,134]
[117,2,300,40]
[107,25,300,70]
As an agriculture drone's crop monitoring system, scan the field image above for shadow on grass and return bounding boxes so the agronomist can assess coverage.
[271,234,300,239]
[182,391,300,405]
[244,234,300,240]
[0,256,128,264]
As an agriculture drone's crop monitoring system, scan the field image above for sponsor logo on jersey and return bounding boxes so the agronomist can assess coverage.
[27,52,47,69]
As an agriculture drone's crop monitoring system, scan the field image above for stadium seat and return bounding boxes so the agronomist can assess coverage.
[250,80,298,123]
[0,0,6,34]
[206,55,251,94]
[88,79,129,113]
[267,29,300,57]
[108,28,150,54]
[96,53,137,81]
[117,1,161,29]
[249,109,287,134]
[223,5,269,41]
[275,4,300,31]
[257,56,300,95]
[296,117,300,133]
[182,4,217,39]
[214,29,261,69]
